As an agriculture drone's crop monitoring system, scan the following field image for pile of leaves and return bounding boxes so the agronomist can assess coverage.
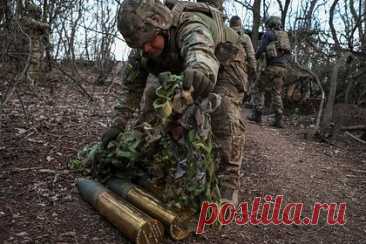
[81,72,220,212]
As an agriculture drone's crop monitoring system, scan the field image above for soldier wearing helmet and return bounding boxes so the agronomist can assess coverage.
[229,15,256,91]
[106,0,249,205]
[248,15,291,128]
[21,2,49,82]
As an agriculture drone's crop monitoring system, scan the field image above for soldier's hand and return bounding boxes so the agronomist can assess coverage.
[183,68,213,98]
[101,127,122,148]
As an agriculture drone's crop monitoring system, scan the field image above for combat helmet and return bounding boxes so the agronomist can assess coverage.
[229,15,242,32]
[117,0,173,48]
[265,16,282,30]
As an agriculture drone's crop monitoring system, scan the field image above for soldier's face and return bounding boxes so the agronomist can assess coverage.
[143,34,165,57]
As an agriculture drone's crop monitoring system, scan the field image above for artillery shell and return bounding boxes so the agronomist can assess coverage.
[77,178,164,244]
[107,178,191,240]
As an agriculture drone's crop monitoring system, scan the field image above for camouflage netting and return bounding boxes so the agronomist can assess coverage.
[80,72,220,212]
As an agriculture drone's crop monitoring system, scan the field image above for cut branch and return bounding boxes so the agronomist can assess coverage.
[345,131,366,144]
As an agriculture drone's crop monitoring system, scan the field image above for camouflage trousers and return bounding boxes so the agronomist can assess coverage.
[211,83,246,192]
[29,38,43,81]
[253,64,287,115]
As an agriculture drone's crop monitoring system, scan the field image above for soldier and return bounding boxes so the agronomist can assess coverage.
[249,16,291,128]
[229,15,256,92]
[21,2,49,82]
[105,0,249,205]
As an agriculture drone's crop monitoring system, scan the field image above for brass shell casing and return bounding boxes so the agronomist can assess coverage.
[108,179,191,240]
[96,191,164,244]
[77,179,164,244]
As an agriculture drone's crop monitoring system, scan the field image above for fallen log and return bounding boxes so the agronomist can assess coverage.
[345,131,366,144]
[340,125,366,131]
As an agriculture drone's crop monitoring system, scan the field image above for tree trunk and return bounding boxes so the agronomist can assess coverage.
[16,0,23,19]
[329,0,341,49]
[282,0,291,28]
[322,52,352,128]
[363,0,366,52]
[0,0,5,24]
[42,0,52,72]
[275,0,291,28]
[345,79,353,104]
[252,0,261,50]
[304,0,319,29]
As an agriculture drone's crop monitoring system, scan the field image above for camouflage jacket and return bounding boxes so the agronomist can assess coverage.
[113,3,246,128]
[232,28,256,75]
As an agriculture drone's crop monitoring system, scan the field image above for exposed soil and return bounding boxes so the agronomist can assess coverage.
[1,78,365,244]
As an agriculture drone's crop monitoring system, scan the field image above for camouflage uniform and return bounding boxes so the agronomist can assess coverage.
[253,65,287,115]
[229,16,256,92]
[21,3,49,82]
[115,0,248,203]
[251,16,290,127]
[197,0,224,11]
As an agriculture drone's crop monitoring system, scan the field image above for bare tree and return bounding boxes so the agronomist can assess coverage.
[252,0,261,49]
[329,0,341,49]
[322,52,353,129]
[275,0,291,28]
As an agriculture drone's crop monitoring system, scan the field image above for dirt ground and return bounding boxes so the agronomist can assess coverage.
[1,78,366,244]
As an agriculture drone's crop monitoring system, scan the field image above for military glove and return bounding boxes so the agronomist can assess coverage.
[183,68,213,98]
[101,127,122,148]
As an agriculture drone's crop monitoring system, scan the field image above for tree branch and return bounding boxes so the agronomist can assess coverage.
[233,0,253,11]
[329,0,341,49]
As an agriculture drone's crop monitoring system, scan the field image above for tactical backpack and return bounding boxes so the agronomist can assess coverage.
[266,30,291,59]
[167,1,244,60]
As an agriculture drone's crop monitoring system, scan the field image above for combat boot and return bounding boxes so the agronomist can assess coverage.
[272,113,285,128]
[247,109,262,124]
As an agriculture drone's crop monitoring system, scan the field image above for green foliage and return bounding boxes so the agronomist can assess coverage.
[69,159,82,170]
[82,72,219,213]
[112,130,143,162]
